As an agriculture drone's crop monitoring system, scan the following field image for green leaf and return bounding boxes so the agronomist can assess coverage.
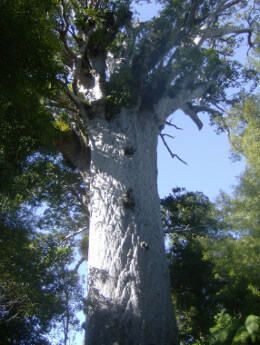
[245,315,260,343]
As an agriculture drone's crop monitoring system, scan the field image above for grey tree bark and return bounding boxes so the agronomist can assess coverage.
[84,108,178,345]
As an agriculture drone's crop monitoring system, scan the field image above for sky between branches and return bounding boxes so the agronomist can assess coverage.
[135,1,247,201]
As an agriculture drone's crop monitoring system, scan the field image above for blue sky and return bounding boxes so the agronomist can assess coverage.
[157,112,245,201]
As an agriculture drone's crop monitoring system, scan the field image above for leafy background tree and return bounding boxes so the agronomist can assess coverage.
[206,94,260,345]
[162,93,260,344]
[162,188,223,344]
[0,2,87,343]
[0,209,83,345]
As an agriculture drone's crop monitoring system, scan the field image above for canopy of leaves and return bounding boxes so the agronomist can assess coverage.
[0,5,87,335]
[220,95,260,237]
[0,0,63,191]
[19,0,257,137]
[210,314,260,345]
[161,187,221,238]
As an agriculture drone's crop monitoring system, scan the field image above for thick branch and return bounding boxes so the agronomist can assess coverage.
[72,27,95,96]
[181,103,203,130]
[206,26,252,42]
[154,77,214,125]
[73,257,86,272]
[206,0,242,26]
[48,100,78,113]
[65,87,81,107]
[56,129,91,173]
[131,20,184,85]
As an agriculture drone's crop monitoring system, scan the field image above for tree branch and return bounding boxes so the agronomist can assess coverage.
[159,134,187,165]
[154,77,214,124]
[165,121,183,130]
[163,224,203,234]
[65,87,81,107]
[206,26,252,42]
[181,103,203,130]
[72,27,95,96]
[73,257,86,272]
[64,226,88,241]
[161,133,175,140]
[47,100,79,113]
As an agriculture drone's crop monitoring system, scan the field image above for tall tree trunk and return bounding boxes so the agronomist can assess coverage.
[84,109,178,345]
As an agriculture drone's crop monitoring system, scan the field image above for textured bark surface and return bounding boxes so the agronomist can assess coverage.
[84,109,178,345]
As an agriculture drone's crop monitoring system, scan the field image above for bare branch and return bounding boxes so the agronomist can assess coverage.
[182,102,223,126]
[163,224,203,234]
[159,134,187,165]
[161,133,175,140]
[165,121,183,130]
[64,226,88,241]
[210,100,227,113]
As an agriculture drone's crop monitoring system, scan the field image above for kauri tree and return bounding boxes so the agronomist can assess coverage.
[1,1,259,344]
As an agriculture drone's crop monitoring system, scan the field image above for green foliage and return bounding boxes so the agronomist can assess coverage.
[163,177,259,344]
[227,96,260,164]
[207,100,260,329]
[161,187,221,238]
[0,141,86,343]
[0,211,81,345]
[0,0,63,192]
[162,188,222,344]
[106,68,137,117]
[168,239,220,344]
[0,0,61,97]
[245,315,260,343]
[202,93,260,345]
[210,314,260,345]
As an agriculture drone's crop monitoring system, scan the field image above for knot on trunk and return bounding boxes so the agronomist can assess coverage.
[119,188,135,210]
[140,241,149,250]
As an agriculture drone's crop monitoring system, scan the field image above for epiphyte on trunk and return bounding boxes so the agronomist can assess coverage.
[119,188,135,210]
[123,146,136,157]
